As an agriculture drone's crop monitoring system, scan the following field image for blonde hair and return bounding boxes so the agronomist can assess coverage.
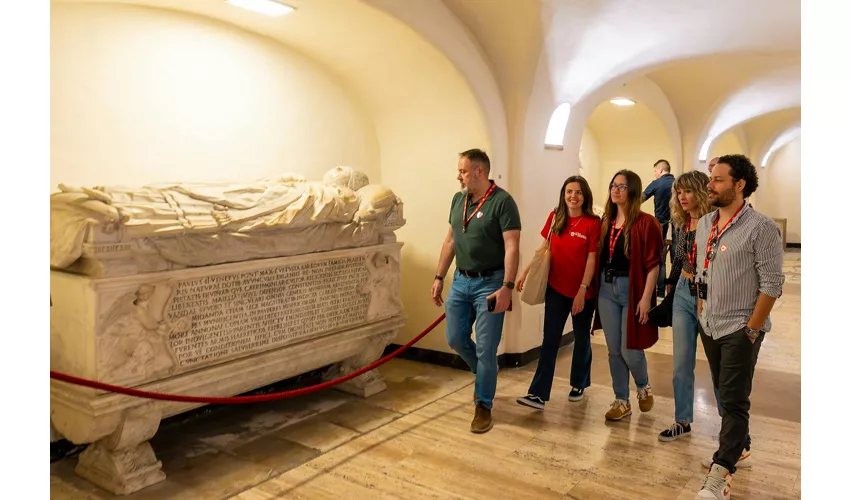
[669,171,711,229]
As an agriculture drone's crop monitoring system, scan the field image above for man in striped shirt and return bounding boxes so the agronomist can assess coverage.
[694,154,785,500]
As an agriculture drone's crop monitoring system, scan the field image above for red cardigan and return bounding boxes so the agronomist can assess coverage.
[591,212,663,350]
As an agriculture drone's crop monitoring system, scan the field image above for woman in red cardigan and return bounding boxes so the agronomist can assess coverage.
[592,169,663,421]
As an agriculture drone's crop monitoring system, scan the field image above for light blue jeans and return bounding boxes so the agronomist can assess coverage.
[672,276,723,423]
[445,269,506,409]
[597,275,649,401]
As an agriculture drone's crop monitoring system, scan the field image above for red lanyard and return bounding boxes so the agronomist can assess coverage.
[703,203,746,270]
[608,220,625,262]
[462,183,496,233]
[686,218,697,269]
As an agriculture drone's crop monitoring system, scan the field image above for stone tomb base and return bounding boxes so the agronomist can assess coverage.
[50,244,405,495]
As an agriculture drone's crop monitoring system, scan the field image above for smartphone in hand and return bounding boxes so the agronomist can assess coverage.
[487,296,496,312]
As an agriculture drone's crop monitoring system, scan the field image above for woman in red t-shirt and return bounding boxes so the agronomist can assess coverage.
[515,176,601,410]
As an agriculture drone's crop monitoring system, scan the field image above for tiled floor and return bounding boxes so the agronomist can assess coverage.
[50,251,801,499]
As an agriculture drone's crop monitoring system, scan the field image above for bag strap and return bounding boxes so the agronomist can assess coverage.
[545,209,556,246]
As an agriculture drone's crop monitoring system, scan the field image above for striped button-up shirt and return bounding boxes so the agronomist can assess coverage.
[695,203,785,339]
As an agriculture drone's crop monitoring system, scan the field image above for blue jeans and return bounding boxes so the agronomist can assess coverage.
[445,269,506,409]
[597,275,649,401]
[672,276,723,422]
[528,285,595,400]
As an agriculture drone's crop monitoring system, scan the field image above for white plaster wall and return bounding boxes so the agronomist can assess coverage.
[51,3,380,190]
[757,136,802,244]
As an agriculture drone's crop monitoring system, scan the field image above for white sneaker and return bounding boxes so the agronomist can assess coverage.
[701,447,751,469]
[696,463,732,499]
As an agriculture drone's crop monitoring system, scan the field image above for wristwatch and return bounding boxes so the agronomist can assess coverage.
[435,275,444,281]
[504,281,515,290]
[744,326,761,341]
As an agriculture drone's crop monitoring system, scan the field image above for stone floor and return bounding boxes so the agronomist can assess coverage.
[50,250,801,499]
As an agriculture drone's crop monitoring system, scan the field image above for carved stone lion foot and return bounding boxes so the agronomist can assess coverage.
[326,330,397,398]
[75,441,165,495]
[74,405,166,495]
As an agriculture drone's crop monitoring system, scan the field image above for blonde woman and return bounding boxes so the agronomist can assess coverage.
[658,171,722,441]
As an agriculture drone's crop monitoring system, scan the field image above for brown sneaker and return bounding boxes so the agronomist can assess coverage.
[605,399,632,421]
[471,403,493,433]
[637,384,654,412]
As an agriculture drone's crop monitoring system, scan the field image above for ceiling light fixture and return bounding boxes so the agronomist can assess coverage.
[610,98,635,106]
[226,0,295,17]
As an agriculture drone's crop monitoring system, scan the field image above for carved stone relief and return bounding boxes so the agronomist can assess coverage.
[94,248,403,384]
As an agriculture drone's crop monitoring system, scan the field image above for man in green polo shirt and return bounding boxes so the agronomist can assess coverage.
[431,148,521,433]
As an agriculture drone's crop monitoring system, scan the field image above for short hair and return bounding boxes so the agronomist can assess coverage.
[459,149,490,173]
[717,154,759,198]
[654,159,671,173]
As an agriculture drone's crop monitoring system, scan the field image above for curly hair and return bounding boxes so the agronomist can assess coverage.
[717,154,759,198]
[669,171,711,229]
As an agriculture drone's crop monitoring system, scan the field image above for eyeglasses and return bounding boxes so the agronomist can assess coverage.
[610,184,628,191]
[706,237,718,261]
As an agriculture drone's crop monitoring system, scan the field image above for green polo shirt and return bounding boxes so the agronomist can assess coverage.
[449,183,521,272]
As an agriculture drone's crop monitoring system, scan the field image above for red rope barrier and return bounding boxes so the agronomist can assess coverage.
[50,314,445,404]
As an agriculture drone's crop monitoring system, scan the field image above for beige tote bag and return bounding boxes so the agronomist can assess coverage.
[520,221,554,306]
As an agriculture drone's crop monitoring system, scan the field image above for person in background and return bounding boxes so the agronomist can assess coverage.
[592,170,663,421]
[707,156,719,175]
[515,176,601,409]
[657,171,723,442]
[642,160,676,298]
[693,154,784,500]
[431,149,521,434]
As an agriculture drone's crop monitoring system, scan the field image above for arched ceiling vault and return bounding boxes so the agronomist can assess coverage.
[695,63,801,162]
[739,108,802,163]
[53,0,511,178]
[439,0,799,170]
[541,0,800,104]
[53,0,801,176]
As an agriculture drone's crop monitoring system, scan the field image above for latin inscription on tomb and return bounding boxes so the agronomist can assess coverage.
[165,256,371,368]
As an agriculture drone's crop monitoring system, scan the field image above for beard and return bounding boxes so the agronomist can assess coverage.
[461,184,469,195]
[708,187,736,207]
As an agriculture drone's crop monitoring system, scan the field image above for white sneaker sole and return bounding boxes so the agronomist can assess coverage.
[568,393,584,402]
[658,431,691,442]
[697,489,728,500]
[516,397,545,410]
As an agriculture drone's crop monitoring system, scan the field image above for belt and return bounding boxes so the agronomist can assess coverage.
[457,267,503,278]
[603,269,630,277]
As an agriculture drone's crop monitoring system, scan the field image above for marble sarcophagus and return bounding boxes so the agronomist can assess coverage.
[49,167,406,495]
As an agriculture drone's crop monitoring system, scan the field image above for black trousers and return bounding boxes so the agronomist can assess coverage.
[699,326,764,473]
[528,285,596,400]
[658,222,670,296]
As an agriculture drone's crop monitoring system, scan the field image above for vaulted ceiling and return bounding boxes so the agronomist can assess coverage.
[53,0,801,168]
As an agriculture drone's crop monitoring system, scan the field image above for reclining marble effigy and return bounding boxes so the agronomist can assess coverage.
[51,166,405,276]
[50,167,406,495]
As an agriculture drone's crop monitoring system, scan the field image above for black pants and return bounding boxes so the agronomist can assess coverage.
[700,326,764,473]
[528,285,596,400]
[658,222,670,296]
